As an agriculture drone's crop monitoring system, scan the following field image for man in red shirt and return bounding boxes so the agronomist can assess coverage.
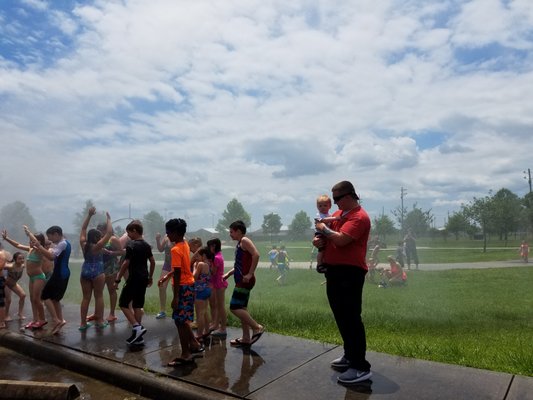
[314,180,372,385]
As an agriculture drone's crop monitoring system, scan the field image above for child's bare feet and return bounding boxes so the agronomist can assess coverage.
[17,314,26,320]
[4,316,13,322]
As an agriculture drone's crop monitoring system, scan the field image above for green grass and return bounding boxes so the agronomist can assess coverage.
[63,260,533,377]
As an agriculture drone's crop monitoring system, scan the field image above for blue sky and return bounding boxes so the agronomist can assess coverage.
[1,0,532,233]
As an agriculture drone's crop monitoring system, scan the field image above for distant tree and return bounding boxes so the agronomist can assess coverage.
[0,201,36,243]
[262,213,282,239]
[142,210,165,246]
[289,210,312,239]
[216,198,251,233]
[521,192,533,233]
[391,204,408,233]
[489,188,521,242]
[403,203,434,237]
[372,215,396,241]
[73,200,105,234]
[463,194,493,253]
[445,211,475,240]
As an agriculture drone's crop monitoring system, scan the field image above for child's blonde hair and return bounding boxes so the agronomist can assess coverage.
[316,194,331,206]
[188,237,203,251]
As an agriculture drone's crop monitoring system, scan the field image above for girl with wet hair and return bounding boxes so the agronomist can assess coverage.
[4,251,27,321]
[79,207,113,331]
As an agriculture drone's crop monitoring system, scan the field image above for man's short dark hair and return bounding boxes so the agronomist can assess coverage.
[126,220,143,235]
[229,220,246,234]
[165,218,187,236]
[46,225,63,236]
[332,180,360,200]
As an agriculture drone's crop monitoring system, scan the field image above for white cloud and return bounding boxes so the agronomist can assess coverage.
[0,0,532,232]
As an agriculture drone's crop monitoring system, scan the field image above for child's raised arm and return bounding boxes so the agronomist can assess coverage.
[2,230,30,252]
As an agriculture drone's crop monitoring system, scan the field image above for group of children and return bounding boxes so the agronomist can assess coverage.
[1,225,71,333]
[0,214,265,367]
[267,245,289,284]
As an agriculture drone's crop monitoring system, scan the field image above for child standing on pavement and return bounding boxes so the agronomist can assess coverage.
[155,232,174,319]
[114,220,155,346]
[34,225,72,335]
[224,220,264,347]
[161,218,204,366]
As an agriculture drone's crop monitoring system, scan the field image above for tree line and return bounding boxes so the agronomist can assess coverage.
[2,188,531,248]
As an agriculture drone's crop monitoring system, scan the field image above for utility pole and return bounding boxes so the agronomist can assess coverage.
[524,168,532,194]
[400,187,407,233]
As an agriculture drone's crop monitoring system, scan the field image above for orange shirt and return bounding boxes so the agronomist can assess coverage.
[171,241,194,286]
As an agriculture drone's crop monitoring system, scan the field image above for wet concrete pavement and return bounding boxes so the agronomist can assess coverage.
[1,298,532,400]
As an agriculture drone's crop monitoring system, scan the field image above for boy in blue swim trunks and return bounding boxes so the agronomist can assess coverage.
[160,218,203,366]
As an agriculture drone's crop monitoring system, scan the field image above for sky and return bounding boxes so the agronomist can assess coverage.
[1,0,532,234]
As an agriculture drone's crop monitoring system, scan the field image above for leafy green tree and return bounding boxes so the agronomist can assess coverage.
[216,198,251,233]
[73,200,105,234]
[521,191,533,233]
[289,210,312,239]
[262,213,282,239]
[391,204,408,233]
[403,203,434,237]
[372,215,396,241]
[142,210,165,245]
[0,201,36,243]
[445,211,475,240]
[489,188,521,242]
[463,194,493,253]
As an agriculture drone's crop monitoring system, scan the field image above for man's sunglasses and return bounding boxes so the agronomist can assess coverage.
[333,192,352,202]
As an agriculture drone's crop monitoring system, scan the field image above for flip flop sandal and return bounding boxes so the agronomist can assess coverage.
[167,357,194,367]
[251,328,265,344]
[78,323,93,331]
[230,338,251,347]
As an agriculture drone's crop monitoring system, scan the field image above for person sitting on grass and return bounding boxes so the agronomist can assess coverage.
[378,256,407,288]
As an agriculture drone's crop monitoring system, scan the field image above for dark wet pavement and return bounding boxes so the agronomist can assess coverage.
[1,302,532,399]
[0,346,148,399]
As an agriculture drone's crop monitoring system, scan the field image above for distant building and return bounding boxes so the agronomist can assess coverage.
[187,228,221,243]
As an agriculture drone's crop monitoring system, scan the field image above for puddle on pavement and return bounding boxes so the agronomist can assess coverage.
[0,347,148,399]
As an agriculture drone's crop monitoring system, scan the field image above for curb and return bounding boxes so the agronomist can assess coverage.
[0,331,238,400]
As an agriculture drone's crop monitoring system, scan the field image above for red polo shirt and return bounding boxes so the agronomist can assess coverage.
[322,205,370,271]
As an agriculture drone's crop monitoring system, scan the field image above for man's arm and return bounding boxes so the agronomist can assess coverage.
[315,222,354,247]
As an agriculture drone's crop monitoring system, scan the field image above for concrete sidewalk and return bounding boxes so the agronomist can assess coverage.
[0,303,532,400]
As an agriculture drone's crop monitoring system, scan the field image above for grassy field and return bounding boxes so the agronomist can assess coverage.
[63,257,533,377]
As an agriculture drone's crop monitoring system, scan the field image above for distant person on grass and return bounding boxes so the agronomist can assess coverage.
[223,220,264,347]
[519,240,529,263]
[114,220,155,346]
[161,218,204,366]
[276,245,289,285]
[404,229,419,270]
[268,245,278,269]
[313,180,372,385]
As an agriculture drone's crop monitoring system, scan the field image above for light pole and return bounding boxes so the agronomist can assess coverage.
[400,186,407,234]
[524,169,532,194]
